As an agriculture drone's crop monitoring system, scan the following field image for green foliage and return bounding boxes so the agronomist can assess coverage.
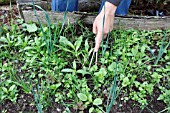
[0,18,170,112]
[158,87,170,104]
[93,98,103,106]
[0,80,18,103]
[26,23,38,33]
[77,93,88,101]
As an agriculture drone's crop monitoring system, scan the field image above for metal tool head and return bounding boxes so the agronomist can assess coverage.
[83,48,98,70]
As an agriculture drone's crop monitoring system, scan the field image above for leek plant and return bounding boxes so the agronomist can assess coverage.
[155,31,170,65]
[30,0,70,112]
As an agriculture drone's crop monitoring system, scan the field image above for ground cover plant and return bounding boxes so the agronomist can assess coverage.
[0,3,170,113]
[0,17,170,112]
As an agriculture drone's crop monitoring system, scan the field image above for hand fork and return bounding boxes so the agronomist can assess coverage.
[83,48,98,70]
[83,34,103,70]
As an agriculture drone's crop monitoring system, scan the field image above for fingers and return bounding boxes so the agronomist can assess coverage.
[93,21,97,35]
[94,33,102,52]
[94,21,108,52]
[93,13,114,52]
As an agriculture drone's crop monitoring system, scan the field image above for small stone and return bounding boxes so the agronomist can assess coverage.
[56,108,61,112]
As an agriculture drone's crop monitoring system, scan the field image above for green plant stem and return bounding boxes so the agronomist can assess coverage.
[106,54,118,113]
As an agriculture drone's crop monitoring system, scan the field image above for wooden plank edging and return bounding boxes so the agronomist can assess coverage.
[23,11,170,30]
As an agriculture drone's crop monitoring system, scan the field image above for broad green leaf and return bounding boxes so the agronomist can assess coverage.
[34,37,40,46]
[77,69,90,76]
[89,107,94,113]
[38,74,44,78]
[127,53,133,56]
[43,27,48,32]
[2,87,8,93]
[141,45,146,53]
[77,93,87,101]
[157,94,164,101]
[73,60,76,70]
[88,94,92,102]
[104,51,109,58]
[85,39,89,52]
[151,72,163,79]
[75,36,83,51]
[122,77,130,87]
[131,46,138,56]
[90,65,98,72]
[93,98,102,106]
[134,81,140,87]
[99,68,107,76]
[50,83,61,89]
[26,23,37,33]
[94,68,107,83]
[0,37,8,43]
[108,62,116,72]
[15,36,23,46]
[61,69,73,73]
[9,85,16,92]
[59,36,74,49]
[1,95,6,100]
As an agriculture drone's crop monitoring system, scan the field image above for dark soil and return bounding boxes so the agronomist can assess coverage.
[0,92,37,113]
[0,87,166,113]
[129,1,170,16]
[0,5,18,26]
[111,88,166,113]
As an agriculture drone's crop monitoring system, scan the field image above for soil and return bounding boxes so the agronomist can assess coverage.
[0,92,37,113]
[129,1,170,16]
[0,5,18,25]
[111,88,166,113]
[0,87,166,113]
[0,4,168,113]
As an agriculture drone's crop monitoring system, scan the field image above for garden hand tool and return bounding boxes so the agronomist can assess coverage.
[83,33,103,70]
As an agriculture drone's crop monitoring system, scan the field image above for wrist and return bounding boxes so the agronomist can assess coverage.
[101,1,117,16]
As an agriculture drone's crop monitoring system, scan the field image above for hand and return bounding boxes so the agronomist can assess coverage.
[93,1,117,52]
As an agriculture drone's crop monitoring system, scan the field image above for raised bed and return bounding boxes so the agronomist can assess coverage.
[1,1,170,113]
[22,11,170,30]
[16,0,170,30]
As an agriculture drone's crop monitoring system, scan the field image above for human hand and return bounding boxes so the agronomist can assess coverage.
[93,1,117,52]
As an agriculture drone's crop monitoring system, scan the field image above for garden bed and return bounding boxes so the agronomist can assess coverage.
[0,3,170,113]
